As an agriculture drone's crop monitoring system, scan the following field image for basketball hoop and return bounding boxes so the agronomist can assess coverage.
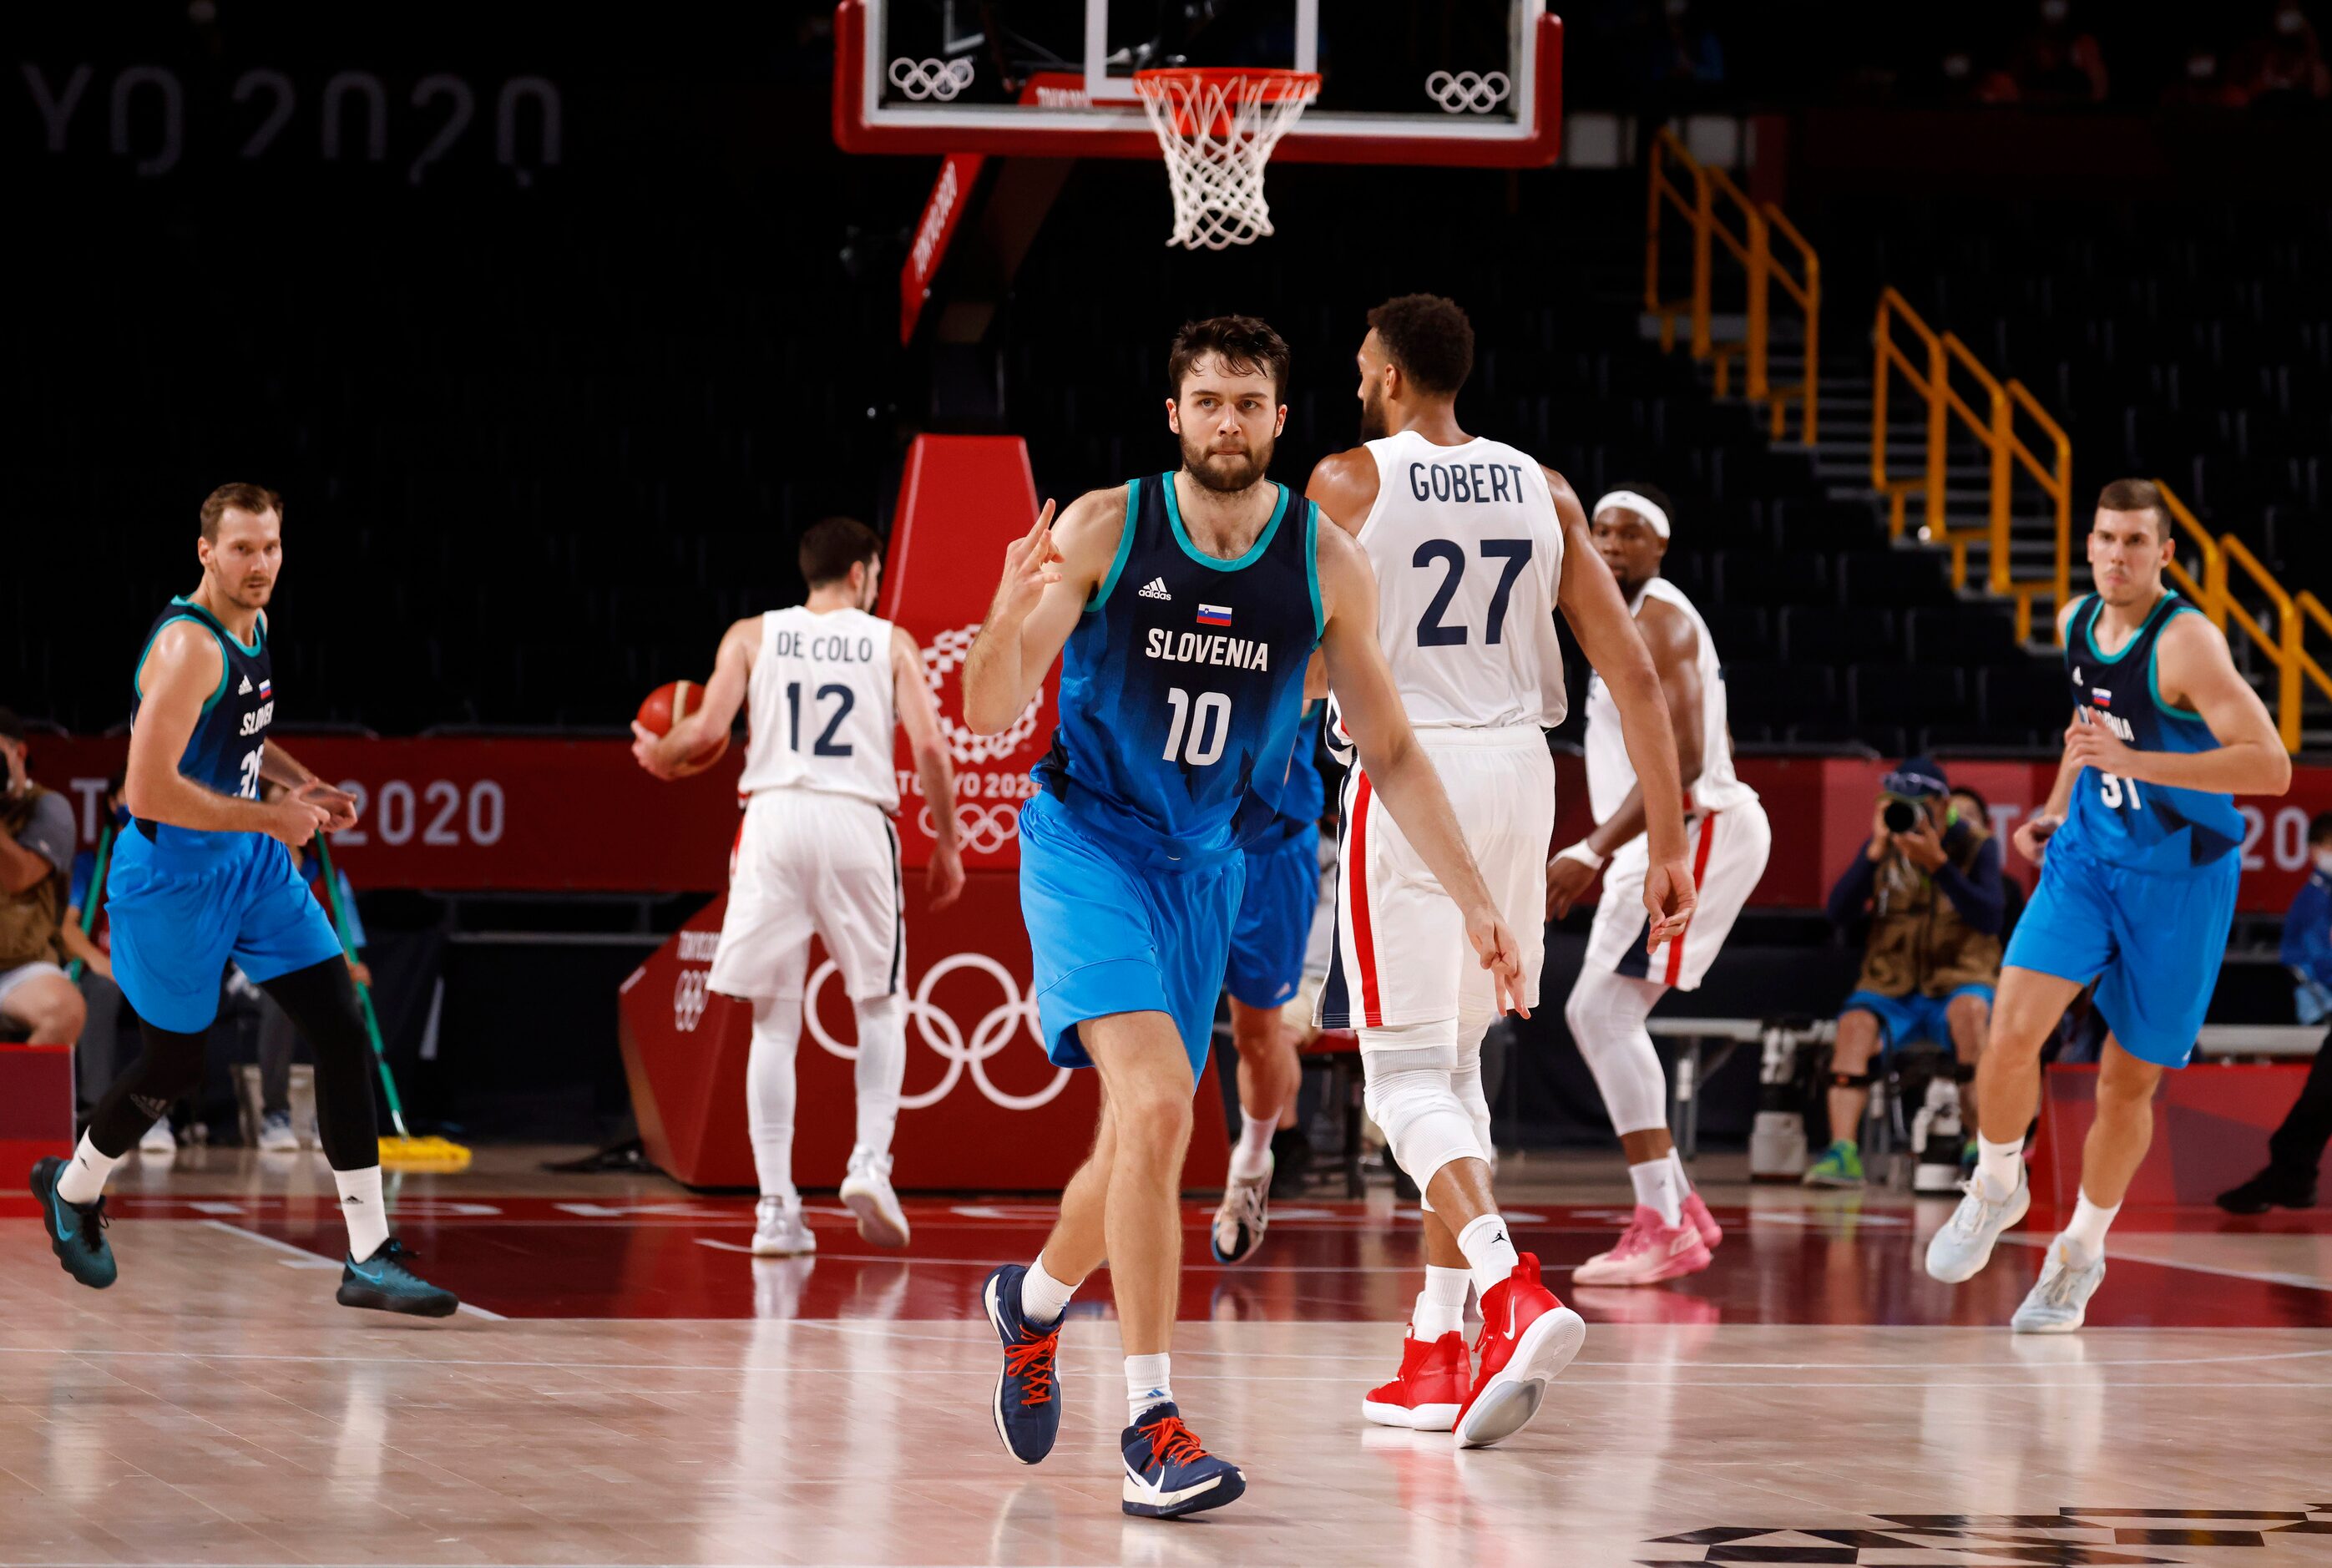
[1132,68,1322,251]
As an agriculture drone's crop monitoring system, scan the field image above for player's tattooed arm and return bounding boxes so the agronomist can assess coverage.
[1547,468,1694,947]
[124,621,326,850]
[962,487,1125,736]
[635,615,757,778]
[895,624,965,908]
[1546,597,1704,919]
[2064,611,2293,797]
[1313,524,1530,1016]
[2018,598,2092,862]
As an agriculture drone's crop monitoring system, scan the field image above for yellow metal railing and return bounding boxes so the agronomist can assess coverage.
[2153,481,2332,752]
[1644,128,1819,443]
[1871,287,2071,642]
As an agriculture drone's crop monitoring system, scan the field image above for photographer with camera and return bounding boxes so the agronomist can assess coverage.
[1807,758,2006,1188]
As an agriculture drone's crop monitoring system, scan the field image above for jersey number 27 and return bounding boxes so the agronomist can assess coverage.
[1415,538,1533,647]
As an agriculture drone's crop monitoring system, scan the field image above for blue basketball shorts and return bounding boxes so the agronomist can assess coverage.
[2002,842,2240,1069]
[1839,984,1995,1052]
[1017,792,1242,1083]
[106,829,346,1034]
[1225,826,1322,1011]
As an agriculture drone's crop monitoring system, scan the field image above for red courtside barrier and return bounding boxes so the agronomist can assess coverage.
[2030,1064,2332,1209]
[0,1045,73,1173]
[615,434,1231,1191]
[28,737,2332,912]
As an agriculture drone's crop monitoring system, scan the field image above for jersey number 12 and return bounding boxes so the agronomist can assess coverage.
[785,682,855,756]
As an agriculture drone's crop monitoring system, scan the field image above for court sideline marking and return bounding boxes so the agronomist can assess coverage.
[201,1218,508,1318]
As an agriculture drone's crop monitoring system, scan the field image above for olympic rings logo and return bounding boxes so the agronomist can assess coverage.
[806,952,1072,1111]
[889,57,975,103]
[923,623,1044,766]
[1424,70,1510,114]
[672,968,711,1033]
[924,800,1022,854]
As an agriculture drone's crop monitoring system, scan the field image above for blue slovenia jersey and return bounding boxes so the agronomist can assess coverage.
[1265,701,1327,842]
[128,596,278,859]
[1034,473,1323,866]
[2053,591,2244,876]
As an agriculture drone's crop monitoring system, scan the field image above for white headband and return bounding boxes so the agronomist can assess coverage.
[1594,489,1671,539]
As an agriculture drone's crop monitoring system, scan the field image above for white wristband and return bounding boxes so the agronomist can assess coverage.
[1555,839,1607,872]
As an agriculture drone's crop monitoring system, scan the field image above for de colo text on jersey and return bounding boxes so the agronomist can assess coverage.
[1407,460,1533,506]
[1144,628,1272,671]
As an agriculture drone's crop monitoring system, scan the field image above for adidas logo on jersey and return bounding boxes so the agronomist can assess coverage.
[239,675,253,695]
[1138,577,1171,601]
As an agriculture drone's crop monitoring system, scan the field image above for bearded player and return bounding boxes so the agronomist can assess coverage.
[1308,296,1696,1447]
[1545,484,1768,1284]
[31,483,457,1316]
[960,316,1525,1518]
[635,516,965,1257]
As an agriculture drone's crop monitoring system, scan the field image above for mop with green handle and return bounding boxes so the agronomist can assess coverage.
[312,832,470,1172]
[63,818,115,984]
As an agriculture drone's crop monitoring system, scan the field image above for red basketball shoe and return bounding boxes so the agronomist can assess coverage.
[1361,1326,1471,1432]
[1683,1188,1723,1251]
[1454,1253,1585,1449]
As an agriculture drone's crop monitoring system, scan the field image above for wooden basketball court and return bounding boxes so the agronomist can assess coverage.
[6,1148,2328,1565]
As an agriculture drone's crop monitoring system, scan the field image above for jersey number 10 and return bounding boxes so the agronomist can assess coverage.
[1162,687,1231,768]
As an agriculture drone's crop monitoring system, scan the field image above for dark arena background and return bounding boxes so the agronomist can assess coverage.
[4,3,2331,1564]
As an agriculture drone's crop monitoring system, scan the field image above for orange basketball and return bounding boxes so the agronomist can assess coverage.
[637,680,730,771]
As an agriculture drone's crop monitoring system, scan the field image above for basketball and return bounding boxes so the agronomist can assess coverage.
[636,680,729,771]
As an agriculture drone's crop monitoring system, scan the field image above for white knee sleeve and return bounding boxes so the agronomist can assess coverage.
[1362,1019,1486,1198]
[747,998,804,1201]
[1564,966,1671,1137]
[851,992,907,1158]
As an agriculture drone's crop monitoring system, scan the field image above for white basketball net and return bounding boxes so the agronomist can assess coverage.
[1132,69,1320,251]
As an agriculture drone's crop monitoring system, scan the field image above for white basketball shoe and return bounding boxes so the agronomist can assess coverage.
[840,1148,910,1248]
[751,1196,817,1257]
[1925,1166,2031,1283]
[2011,1239,2106,1333]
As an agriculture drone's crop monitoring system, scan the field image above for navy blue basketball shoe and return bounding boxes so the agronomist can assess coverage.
[1120,1404,1245,1519]
[31,1156,117,1289]
[337,1237,459,1317]
[981,1263,1063,1464]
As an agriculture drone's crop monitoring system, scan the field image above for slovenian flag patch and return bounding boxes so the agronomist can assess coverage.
[2092,687,2112,706]
[1196,604,1232,627]
[257,679,272,699]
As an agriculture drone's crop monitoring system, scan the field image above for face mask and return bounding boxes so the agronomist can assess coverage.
[2315,849,2332,875]
[2279,7,2305,35]
[2041,0,2070,22]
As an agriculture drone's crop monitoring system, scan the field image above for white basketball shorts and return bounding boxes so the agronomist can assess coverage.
[710,788,903,1003]
[1584,797,1771,992]
[1318,726,1554,1030]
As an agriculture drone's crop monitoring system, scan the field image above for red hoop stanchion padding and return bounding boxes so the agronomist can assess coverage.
[1132,68,1321,250]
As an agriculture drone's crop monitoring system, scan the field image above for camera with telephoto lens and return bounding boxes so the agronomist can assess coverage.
[1881,794,1922,834]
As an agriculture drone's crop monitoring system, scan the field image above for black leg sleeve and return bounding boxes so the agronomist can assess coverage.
[255,958,379,1170]
[2265,1025,2332,1176]
[85,1018,209,1159]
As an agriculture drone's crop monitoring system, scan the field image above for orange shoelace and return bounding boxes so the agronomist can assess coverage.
[1138,1414,1207,1467]
[1003,1328,1059,1405]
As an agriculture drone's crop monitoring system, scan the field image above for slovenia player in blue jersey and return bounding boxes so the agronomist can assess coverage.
[959,317,1525,1519]
[29,484,457,1317]
[1926,478,2290,1329]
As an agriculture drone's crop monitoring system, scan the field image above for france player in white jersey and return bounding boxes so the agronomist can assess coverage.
[1545,486,1771,1286]
[1308,296,1698,1446]
[635,518,964,1257]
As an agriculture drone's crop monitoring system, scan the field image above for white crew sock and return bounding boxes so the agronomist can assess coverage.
[1628,1156,1685,1227]
[1455,1212,1521,1299]
[1229,1108,1277,1181]
[335,1165,389,1260]
[851,993,906,1158]
[1126,1353,1172,1424]
[54,1133,124,1206]
[1975,1133,2024,1202]
[2059,1188,2120,1267]
[746,998,803,1204]
[1411,1264,1470,1339]
[1019,1252,1077,1327]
